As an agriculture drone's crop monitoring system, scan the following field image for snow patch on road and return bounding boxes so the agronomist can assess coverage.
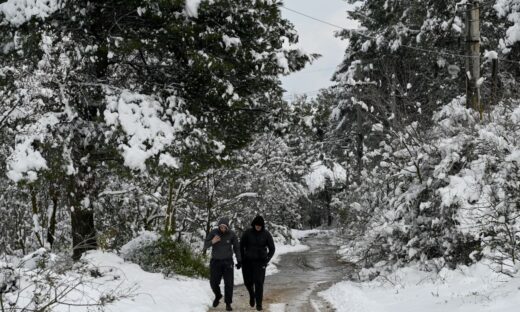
[269,303,287,312]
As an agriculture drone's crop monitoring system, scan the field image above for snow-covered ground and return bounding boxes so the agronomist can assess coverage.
[99,229,313,311]
[80,251,213,312]
[10,229,315,312]
[320,261,520,312]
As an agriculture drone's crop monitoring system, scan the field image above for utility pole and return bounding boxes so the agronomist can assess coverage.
[465,0,481,115]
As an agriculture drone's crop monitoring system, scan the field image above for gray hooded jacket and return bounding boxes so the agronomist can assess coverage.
[203,217,241,262]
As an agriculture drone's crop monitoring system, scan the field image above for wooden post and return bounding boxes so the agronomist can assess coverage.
[465,0,481,114]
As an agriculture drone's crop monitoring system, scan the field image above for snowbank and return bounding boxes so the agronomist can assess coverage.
[3,229,316,312]
[320,261,520,312]
[1,250,212,312]
[107,228,314,310]
[105,228,316,310]
[291,228,327,240]
[83,252,212,312]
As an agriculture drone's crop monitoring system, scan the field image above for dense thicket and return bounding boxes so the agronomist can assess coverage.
[301,0,520,275]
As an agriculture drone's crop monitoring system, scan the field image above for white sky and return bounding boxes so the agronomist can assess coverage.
[280,0,359,100]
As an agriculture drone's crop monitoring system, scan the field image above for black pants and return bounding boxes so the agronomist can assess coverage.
[242,260,266,307]
[210,259,234,304]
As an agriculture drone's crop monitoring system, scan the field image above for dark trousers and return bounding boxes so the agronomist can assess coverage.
[210,259,234,304]
[242,260,266,307]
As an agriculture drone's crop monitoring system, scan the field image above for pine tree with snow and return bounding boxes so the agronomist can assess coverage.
[0,0,312,259]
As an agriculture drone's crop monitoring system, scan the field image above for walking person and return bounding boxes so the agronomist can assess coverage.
[240,215,275,311]
[203,217,242,311]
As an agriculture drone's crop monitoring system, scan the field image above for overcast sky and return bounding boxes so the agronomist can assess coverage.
[280,0,359,100]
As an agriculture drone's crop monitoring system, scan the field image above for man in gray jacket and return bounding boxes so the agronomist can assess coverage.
[203,217,241,311]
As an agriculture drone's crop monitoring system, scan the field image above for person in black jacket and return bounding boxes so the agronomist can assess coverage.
[240,215,275,311]
[203,217,241,311]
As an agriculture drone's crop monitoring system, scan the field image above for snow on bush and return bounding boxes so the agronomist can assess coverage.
[6,113,60,182]
[339,97,520,273]
[494,0,520,47]
[0,0,62,26]
[6,140,48,182]
[120,231,160,261]
[1,249,211,312]
[304,161,346,193]
[104,89,197,171]
[184,0,203,18]
[0,248,137,311]
[0,263,18,294]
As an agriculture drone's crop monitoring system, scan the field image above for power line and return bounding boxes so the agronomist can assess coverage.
[281,5,354,32]
[280,5,520,66]
[280,5,474,59]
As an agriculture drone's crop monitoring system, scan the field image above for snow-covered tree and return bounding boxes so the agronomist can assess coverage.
[325,0,520,271]
[0,0,313,259]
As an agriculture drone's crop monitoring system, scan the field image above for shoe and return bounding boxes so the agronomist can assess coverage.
[226,303,233,311]
[212,294,222,307]
[256,305,263,311]
[249,296,255,307]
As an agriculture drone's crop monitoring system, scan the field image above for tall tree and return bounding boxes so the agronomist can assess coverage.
[1,0,312,259]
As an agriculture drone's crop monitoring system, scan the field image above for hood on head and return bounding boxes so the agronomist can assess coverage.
[218,217,230,230]
[251,215,265,230]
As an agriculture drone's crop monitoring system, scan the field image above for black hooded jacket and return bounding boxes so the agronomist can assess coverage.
[240,216,275,263]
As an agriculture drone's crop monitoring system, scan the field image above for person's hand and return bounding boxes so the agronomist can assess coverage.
[211,235,221,244]
[236,262,242,270]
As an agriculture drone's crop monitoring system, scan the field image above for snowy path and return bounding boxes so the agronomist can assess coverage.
[210,232,352,312]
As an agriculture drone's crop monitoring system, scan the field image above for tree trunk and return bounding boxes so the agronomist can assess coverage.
[71,208,97,261]
[68,172,97,261]
[47,186,58,247]
[30,185,44,248]
[355,64,364,177]
[164,177,177,236]
[356,104,364,176]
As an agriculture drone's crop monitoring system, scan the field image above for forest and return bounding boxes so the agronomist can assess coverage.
[2,0,520,311]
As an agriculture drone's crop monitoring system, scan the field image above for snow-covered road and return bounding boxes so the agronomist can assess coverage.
[211,231,351,312]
